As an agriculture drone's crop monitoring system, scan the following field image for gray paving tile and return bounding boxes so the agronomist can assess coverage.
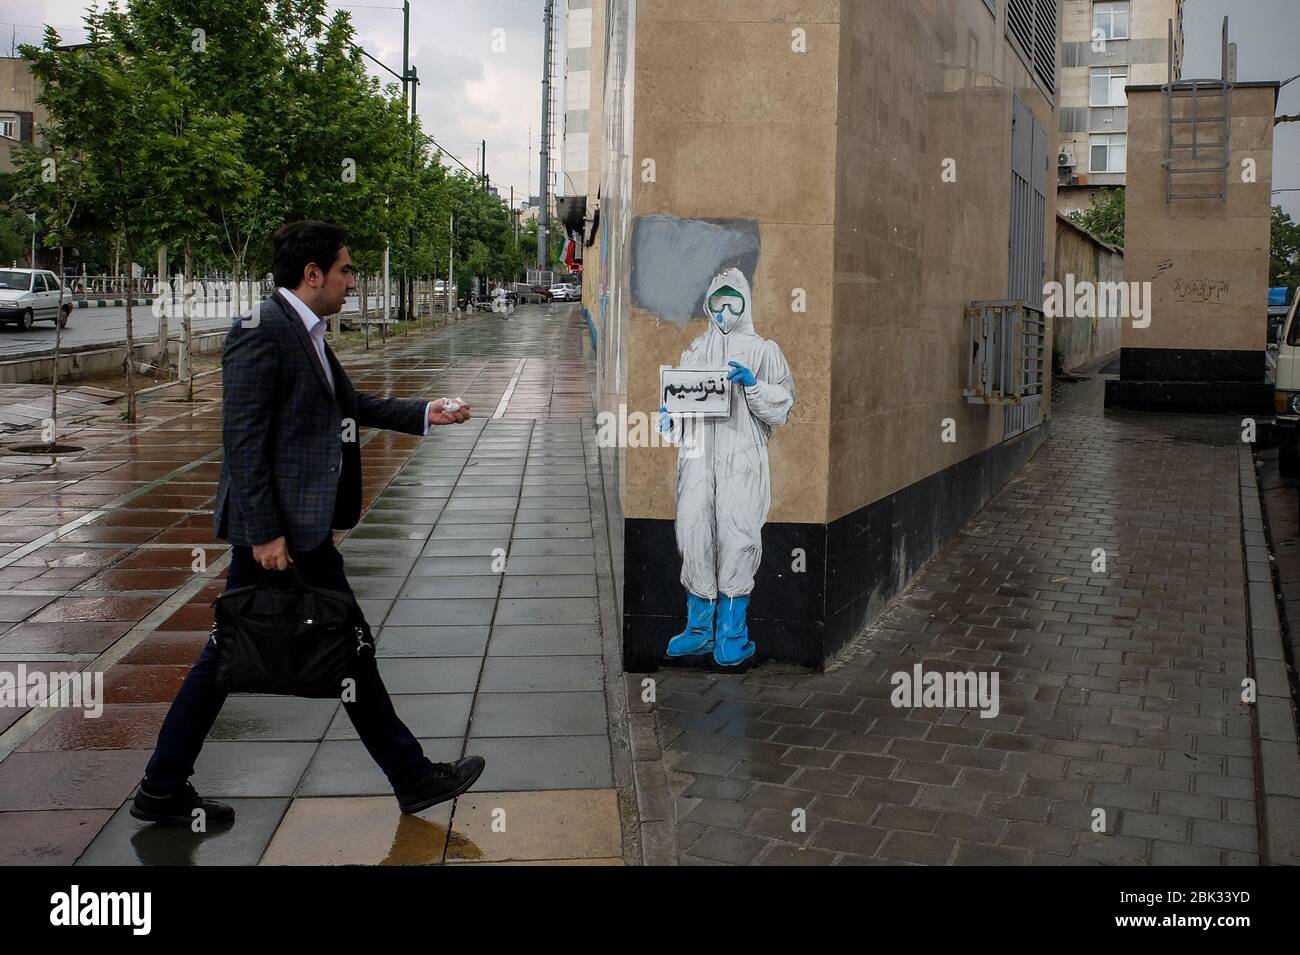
[499,575,597,598]
[494,597,598,625]
[479,655,604,693]
[436,512,517,527]
[506,538,595,557]
[208,696,339,741]
[466,736,613,790]
[377,657,482,694]
[346,576,406,600]
[399,576,502,599]
[385,598,496,627]
[376,626,490,658]
[338,539,426,557]
[420,539,509,557]
[514,507,591,522]
[489,625,601,656]
[451,484,523,497]
[339,557,418,578]
[469,691,607,737]
[346,524,435,541]
[296,739,463,796]
[356,599,394,625]
[413,553,499,574]
[76,798,289,866]
[190,742,318,798]
[445,497,518,510]
[325,693,473,740]
[380,486,453,499]
[512,523,592,539]
[504,555,596,576]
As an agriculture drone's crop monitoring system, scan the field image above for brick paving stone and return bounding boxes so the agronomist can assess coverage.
[652,376,1263,864]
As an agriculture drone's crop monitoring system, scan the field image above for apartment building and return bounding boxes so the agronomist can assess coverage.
[1056,0,1184,214]
[0,56,46,173]
[562,0,595,199]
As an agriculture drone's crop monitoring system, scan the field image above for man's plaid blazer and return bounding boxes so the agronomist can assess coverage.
[213,289,426,551]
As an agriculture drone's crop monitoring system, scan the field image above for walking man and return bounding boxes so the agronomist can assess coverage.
[132,220,485,825]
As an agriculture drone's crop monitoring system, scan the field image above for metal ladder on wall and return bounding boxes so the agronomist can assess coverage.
[1161,17,1232,202]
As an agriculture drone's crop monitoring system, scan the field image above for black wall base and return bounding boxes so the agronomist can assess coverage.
[622,424,1050,672]
[1105,347,1273,414]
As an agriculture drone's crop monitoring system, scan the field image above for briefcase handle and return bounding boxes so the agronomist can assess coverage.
[256,564,312,590]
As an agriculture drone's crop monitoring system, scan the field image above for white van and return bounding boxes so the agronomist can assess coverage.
[1273,290,1300,466]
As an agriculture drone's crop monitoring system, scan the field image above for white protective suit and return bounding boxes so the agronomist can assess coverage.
[669,268,795,599]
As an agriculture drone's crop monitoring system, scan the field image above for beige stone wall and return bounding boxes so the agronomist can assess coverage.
[606,0,1062,527]
[1122,84,1274,353]
[621,0,840,525]
[1054,215,1124,370]
[826,0,1058,522]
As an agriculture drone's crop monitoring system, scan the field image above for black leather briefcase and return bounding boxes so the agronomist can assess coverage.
[211,568,374,698]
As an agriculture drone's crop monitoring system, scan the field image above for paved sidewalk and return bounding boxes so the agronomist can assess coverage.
[0,305,632,865]
[636,373,1282,865]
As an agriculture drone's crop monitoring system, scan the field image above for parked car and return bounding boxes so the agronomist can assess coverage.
[514,282,551,304]
[549,283,579,302]
[0,268,72,330]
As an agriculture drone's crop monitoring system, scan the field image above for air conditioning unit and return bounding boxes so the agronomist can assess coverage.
[1057,151,1074,168]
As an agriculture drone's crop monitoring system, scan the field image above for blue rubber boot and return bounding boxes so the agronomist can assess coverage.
[666,593,716,657]
[714,595,755,667]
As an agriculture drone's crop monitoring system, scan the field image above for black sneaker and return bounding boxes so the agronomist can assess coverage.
[129,780,236,826]
[396,756,486,814]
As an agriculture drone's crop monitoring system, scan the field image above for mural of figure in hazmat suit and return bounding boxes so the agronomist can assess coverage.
[657,266,795,666]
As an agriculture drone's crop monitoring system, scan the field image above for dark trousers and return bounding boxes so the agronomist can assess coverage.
[143,540,433,794]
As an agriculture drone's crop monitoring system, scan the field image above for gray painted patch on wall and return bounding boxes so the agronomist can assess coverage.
[630,216,760,324]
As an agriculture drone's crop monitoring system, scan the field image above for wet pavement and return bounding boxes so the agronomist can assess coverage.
[4,308,1294,867]
[636,372,1284,865]
[0,304,628,865]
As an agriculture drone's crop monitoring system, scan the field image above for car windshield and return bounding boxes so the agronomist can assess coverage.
[1286,296,1300,347]
[0,271,32,291]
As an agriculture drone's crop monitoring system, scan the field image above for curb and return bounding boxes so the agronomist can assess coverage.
[68,298,153,308]
[1239,444,1300,865]
[585,383,677,865]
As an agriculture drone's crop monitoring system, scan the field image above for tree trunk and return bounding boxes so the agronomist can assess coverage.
[51,245,64,449]
[156,243,170,378]
[183,238,193,402]
[124,232,137,423]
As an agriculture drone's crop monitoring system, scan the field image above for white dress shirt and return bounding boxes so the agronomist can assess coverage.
[278,287,432,434]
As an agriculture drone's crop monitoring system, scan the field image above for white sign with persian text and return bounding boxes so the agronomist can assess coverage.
[660,367,732,418]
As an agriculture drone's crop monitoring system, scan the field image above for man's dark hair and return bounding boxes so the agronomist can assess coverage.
[271,220,349,289]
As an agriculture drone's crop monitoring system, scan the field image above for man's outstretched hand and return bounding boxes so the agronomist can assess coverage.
[428,397,472,427]
[253,536,293,571]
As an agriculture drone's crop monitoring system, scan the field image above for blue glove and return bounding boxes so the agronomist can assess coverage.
[727,361,757,388]
[658,405,671,433]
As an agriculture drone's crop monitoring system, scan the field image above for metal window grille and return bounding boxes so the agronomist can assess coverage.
[964,301,1047,408]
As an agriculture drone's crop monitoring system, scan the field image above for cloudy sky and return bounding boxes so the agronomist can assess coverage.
[0,0,555,209]
[1184,0,1299,218]
[1,1,1296,219]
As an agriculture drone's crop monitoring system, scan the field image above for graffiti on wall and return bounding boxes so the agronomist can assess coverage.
[657,267,795,667]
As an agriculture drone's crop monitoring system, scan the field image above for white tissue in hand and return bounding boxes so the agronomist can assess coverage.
[442,398,462,413]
